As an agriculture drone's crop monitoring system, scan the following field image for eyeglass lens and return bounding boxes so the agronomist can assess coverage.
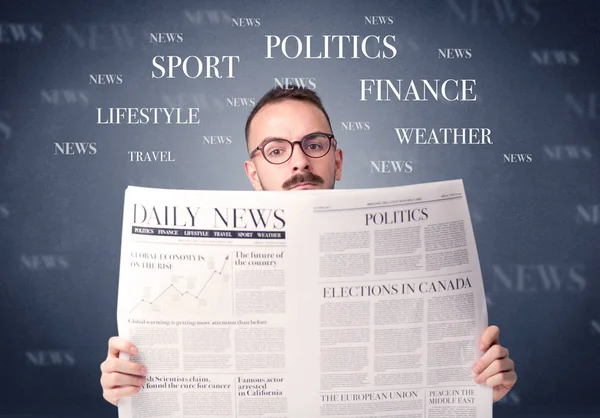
[263,134,331,163]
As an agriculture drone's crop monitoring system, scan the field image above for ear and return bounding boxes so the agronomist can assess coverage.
[334,148,343,181]
[244,160,264,191]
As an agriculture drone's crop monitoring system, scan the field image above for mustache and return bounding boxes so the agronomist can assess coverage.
[282,172,324,189]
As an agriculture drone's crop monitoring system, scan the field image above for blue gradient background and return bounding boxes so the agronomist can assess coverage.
[1,0,599,417]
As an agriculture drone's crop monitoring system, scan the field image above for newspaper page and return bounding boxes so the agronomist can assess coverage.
[296,179,492,418]
[116,188,303,418]
[116,179,492,418]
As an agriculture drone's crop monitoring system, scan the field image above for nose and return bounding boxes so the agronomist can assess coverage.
[289,142,310,172]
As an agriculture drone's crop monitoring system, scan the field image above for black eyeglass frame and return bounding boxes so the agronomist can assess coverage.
[249,132,337,165]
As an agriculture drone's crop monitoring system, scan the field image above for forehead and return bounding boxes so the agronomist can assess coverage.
[248,99,330,149]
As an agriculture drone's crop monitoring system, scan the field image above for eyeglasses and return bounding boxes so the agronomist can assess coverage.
[249,132,337,165]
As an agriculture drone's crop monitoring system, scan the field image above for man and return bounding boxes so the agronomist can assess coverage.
[100,86,517,406]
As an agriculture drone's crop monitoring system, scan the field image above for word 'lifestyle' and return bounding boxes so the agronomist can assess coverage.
[97,108,200,124]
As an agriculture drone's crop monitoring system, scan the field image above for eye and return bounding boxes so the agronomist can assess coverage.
[306,143,322,150]
[267,148,284,156]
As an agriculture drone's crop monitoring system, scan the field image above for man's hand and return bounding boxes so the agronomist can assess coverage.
[100,336,147,406]
[473,325,517,402]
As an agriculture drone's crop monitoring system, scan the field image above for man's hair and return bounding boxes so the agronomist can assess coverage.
[244,85,333,150]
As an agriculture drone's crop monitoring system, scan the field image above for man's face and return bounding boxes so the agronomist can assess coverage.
[244,99,343,191]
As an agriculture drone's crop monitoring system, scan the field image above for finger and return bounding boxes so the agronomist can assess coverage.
[479,325,500,351]
[101,358,148,377]
[474,357,514,384]
[483,370,518,389]
[108,336,138,358]
[101,372,146,389]
[103,385,142,406]
[473,343,508,374]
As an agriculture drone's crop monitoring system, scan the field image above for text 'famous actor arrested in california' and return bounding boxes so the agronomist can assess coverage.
[100,86,517,406]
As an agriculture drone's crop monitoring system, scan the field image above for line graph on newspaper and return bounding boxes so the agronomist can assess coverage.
[128,254,232,317]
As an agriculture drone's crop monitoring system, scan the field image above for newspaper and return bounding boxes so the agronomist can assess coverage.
[116,179,493,418]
